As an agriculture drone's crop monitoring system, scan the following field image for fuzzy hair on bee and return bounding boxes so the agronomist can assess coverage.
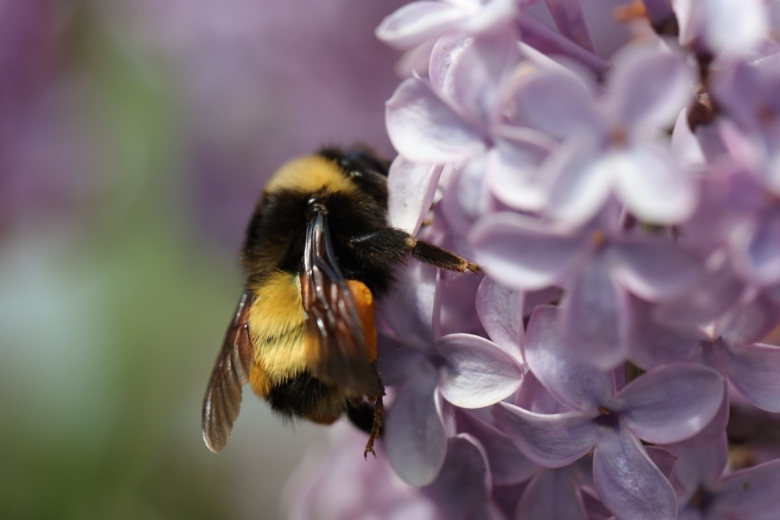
[202,146,479,457]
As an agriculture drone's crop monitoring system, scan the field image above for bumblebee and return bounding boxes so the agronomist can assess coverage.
[202,147,479,456]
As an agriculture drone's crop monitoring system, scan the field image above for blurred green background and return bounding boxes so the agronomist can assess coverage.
[0,1,402,518]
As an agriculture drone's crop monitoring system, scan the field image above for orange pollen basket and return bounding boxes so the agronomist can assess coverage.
[346,279,378,362]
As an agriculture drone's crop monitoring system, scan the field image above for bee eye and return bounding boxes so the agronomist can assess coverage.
[349,170,363,179]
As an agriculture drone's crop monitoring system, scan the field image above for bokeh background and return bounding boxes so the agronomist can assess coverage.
[0,1,637,518]
[0,1,403,518]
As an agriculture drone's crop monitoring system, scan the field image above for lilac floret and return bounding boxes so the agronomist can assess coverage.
[472,211,703,368]
[669,434,780,519]
[493,307,724,519]
[286,1,780,518]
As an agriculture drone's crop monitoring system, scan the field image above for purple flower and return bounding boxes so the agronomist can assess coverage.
[673,0,770,57]
[378,264,523,486]
[668,435,780,519]
[283,426,502,520]
[510,44,697,225]
[376,0,519,50]
[284,2,780,519]
[472,209,703,368]
[386,34,560,230]
[631,294,780,413]
[494,305,725,519]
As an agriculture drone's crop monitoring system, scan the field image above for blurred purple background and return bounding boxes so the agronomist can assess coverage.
[0,0,639,518]
[0,0,402,518]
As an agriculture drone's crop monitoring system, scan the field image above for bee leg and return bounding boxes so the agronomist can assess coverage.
[344,395,384,459]
[409,238,480,274]
[363,393,384,459]
[350,229,480,274]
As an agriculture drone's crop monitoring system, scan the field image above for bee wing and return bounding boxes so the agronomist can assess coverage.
[302,207,375,394]
[202,290,255,453]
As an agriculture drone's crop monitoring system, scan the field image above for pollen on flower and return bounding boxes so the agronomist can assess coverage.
[594,406,620,430]
[591,229,607,248]
[609,125,628,146]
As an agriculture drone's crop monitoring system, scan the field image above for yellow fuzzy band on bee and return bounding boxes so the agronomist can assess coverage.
[265,155,358,196]
[247,271,307,395]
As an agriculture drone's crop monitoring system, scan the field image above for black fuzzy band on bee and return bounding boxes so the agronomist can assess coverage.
[202,146,478,457]
[243,189,398,295]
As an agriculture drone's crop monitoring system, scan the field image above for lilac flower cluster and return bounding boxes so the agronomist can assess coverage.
[287,1,780,519]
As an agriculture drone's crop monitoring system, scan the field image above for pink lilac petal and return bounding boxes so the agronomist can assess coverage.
[641,0,676,30]
[282,425,433,520]
[609,45,693,130]
[722,53,780,132]
[458,0,518,35]
[709,60,762,133]
[437,333,523,408]
[702,0,769,58]
[718,295,779,346]
[712,459,780,520]
[767,283,780,305]
[581,490,612,520]
[671,109,706,168]
[470,213,588,290]
[562,256,630,371]
[422,434,496,520]
[437,268,483,337]
[386,77,485,163]
[523,287,561,316]
[377,336,431,385]
[457,411,537,485]
[437,269,484,337]
[672,0,700,47]
[592,427,677,520]
[653,253,744,328]
[628,298,701,369]
[645,446,677,479]
[678,168,741,253]
[376,2,470,49]
[514,370,571,415]
[438,393,458,438]
[742,205,780,285]
[608,237,703,301]
[387,157,442,234]
[610,144,698,224]
[514,14,609,76]
[614,363,725,444]
[475,276,523,357]
[719,342,780,412]
[486,126,556,212]
[668,434,729,495]
[443,155,494,230]
[396,39,438,77]
[670,382,730,448]
[493,403,599,468]
[515,467,587,520]
[385,361,447,486]
[526,305,615,410]
[378,261,438,350]
[544,0,596,53]
[545,138,614,224]
[429,34,471,101]
[512,69,601,140]
[450,32,519,130]
[695,120,730,164]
